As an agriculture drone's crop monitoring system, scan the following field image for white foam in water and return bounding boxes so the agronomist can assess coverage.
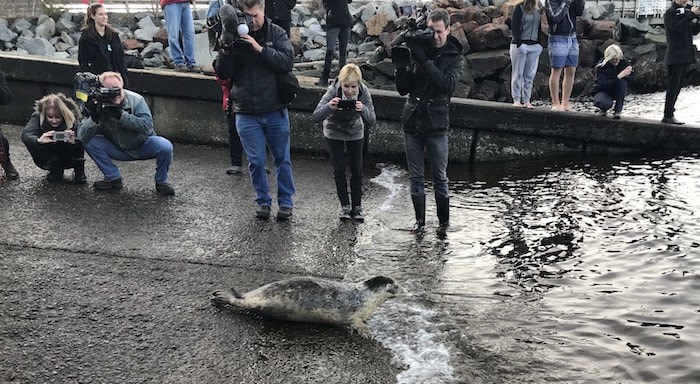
[368,302,455,384]
[370,164,406,212]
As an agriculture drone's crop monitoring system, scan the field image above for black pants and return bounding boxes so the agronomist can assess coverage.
[326,138,363,207]
[664,63,688,118]
[27,141,84,170]
[593,79,628,113]
[227,113,243,167]
[322,26,350,79]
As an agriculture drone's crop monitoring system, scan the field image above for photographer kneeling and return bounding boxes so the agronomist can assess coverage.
[394,8,464,236]
[22,93,86,183]
[77,71,175,195]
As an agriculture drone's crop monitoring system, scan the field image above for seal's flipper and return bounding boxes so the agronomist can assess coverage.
[210,289,238,306]
[230,287,243,299]
[350,319,373,339]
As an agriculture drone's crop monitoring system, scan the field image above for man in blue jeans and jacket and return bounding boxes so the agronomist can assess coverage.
[394,9,464,237]
[214,0,296,220]
[78,71,175,195]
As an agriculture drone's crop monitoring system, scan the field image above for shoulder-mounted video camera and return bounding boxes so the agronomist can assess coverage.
[390,6,435,68]
[206,0,254,54]
[74,72,121,118]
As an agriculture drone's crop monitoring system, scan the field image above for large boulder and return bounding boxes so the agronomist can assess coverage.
[466,49,511,79]
[467,23,511,52]
[455,6,491,26]
[585,3,615,20]
[578,38,599,68]
[620,18,651,39]
[0,22,18,42]
[11,18,32,34]
[56,13,76,35]
[16,36,56,55]
[35,15,57,40]
[450,23,470,53]
[588,20,618,40]
[631,53,667,92]
[134,26,160,42]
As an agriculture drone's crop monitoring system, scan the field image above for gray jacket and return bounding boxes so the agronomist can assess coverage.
[312,79,376,141]
[77,89,155,158]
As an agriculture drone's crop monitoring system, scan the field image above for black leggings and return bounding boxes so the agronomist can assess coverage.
[326,138,363,207]
[322,26,350,79]
[27,141,84,170]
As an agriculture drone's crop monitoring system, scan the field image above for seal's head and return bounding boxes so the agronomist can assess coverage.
[363,276,402,298]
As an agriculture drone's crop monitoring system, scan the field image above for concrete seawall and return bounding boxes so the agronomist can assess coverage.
[2,52,699,163]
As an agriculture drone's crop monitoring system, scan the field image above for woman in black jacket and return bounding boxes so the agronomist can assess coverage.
[21,94,86,184]
[78,3,129,87]
[591,44,633,119]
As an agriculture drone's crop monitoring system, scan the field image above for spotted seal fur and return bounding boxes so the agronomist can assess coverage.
[210,275,401,337]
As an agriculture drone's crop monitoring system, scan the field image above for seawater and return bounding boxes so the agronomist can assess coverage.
[349,89,700,383]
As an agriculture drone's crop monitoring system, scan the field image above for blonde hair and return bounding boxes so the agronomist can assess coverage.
[99,71,124,87]
[601,44,623,67]
[338,64,363,86]
[35,93,80,130]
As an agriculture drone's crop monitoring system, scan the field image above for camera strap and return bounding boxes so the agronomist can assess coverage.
[408,82,435,119]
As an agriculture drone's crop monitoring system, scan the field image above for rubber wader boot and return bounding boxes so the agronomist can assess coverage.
[411,194,426,232]
[73,158,86,184]
[436,197,450,238]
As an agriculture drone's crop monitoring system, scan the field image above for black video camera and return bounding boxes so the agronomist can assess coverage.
[74,72,121,118]
[207,0,253,54]
[391,7,435,68]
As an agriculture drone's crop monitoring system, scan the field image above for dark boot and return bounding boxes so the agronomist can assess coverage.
[73,158,86,184]
[436,197,450,238]
[3,158,19,180]
[46,168,64,182]
[411,194,426,233]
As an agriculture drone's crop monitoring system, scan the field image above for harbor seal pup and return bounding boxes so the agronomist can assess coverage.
[210,275,401,337]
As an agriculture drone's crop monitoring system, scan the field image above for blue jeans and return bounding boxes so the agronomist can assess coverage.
[593,79,628,114]
[163,2,196,67]
[236,109,295,208]
[404,132,449,199]
[84,135,173,184]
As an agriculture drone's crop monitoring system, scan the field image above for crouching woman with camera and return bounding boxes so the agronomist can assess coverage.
[21,93,86,183]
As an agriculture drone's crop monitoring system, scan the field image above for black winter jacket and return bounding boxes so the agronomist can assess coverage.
[265,0,297,21]
[78,30,129,87]
[395,36,465,135]
[664,2,700,66]
[323,0,353,28]
[545,0,584,36]
[591,58,634,95]
[214,19,295,114]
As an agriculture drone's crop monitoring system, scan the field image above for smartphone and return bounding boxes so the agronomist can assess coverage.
[53,131,69,142]
[336,99,356,111]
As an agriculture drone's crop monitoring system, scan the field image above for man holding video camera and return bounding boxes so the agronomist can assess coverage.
[214,0,296,220]
[77,71,175,195]
[394,8,464,236]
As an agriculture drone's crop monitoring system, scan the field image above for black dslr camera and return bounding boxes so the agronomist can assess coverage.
[391,7,435,67]
[74,72,121,118]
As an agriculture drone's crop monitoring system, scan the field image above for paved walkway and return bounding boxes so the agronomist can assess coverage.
[0,126,401,384]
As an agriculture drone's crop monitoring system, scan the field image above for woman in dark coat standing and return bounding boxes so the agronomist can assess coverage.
[78,3,129,87]
[316,0,353,86]
[662,0,700,124]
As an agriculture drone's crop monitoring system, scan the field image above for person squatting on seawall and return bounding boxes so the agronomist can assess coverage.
[316,0,353,86]
[509,0,543,109]
[312,63,376,222]
[214,0,297,221]
[661,0,700,125]
[394,8,464,236]
[78,3,129,87]
[545,0,584,111]
[77,71,176,195]
[0,70,19,180]
[21,94,86,184]
[591,44,633,119]
[161,0,201,72]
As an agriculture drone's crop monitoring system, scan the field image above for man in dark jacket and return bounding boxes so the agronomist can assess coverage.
[394,8,464,236]
[214,0,297,221]
[662,0,700,125]
[265,0,297,36]
[0,70,19,180]
[316,0,353,85]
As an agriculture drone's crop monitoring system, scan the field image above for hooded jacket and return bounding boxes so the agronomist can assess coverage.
[395,35,465,135]
[78,29,129,87]
[312,78,376,141]
[214,19,294,114]
[591,58,634,95]
[545,0,584,36]
[77,89,155,158]
[22,94,82,148]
